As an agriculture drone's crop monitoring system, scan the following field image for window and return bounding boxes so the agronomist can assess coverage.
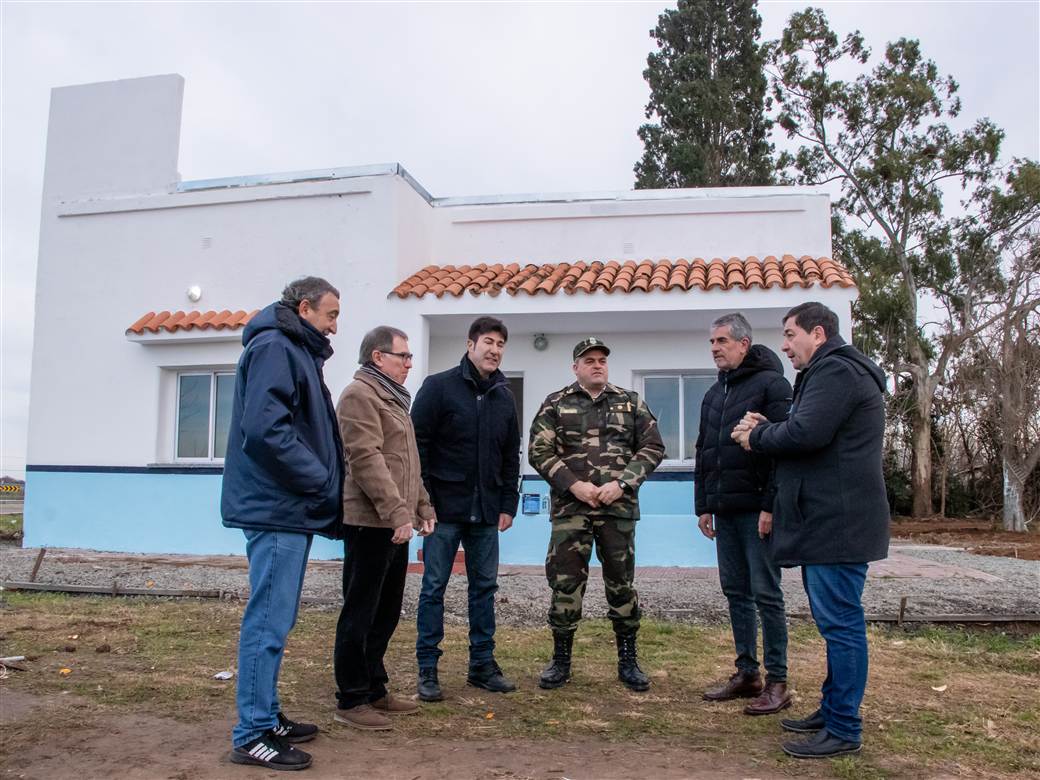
[642,374,715,464]
[176,371,235,460]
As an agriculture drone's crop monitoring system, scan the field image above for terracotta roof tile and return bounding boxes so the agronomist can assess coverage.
[126,309,258,335]
[391,256,855,298]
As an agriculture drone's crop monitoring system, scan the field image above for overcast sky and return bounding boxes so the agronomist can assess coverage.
[2,1,1038,478]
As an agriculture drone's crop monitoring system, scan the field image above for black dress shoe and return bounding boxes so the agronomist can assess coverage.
[467,660,517,693]
[781,709,826,733]
[782,728,861,759]
[417,667,443,702]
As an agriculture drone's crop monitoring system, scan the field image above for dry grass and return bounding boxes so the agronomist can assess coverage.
[1,592,1038,778]
[0,513,22,541]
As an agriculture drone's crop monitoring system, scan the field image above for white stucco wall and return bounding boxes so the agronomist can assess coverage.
[428,191,832,265]
[29,76,409,465]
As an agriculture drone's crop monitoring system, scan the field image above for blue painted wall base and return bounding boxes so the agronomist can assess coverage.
[23,471,717,567]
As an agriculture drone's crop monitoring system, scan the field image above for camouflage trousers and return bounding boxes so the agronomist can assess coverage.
[545,514,640,635]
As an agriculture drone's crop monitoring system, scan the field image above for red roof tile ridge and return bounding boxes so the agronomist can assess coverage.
[385,255,856,298]
[127,312,157,334]
[126,308,257,334]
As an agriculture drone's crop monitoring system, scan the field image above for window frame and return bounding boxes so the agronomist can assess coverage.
[639,370,716,467]
[173,369,235,463]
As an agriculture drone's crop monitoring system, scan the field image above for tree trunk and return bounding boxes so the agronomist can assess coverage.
[939,453,947,519]
[911,388,934,517]
[1003,459,1028,533]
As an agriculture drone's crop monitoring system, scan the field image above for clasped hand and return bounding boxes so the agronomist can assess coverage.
[569,479,624,508]
[731,411,768,451]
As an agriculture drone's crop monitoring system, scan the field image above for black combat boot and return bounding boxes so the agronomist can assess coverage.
[616,631,650,692]
[538,631,573,689]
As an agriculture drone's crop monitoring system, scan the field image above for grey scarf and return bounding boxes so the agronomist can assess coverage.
[359,363,411,411]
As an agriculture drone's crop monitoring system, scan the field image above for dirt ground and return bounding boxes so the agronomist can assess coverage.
[0,689,790,780]
[3,593,1038,780]
[891,516,1040,560]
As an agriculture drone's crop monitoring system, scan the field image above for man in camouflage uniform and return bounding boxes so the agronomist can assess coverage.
[528,337,665,692]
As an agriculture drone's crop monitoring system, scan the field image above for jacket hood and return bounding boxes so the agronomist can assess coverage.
[722,343,785,383]
[243,302,334,360]
[810,336,886,393]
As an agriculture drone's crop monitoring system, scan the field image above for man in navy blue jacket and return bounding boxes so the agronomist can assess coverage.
[222,277,343,772]
[733,302,889,759]
[411,317,521,701]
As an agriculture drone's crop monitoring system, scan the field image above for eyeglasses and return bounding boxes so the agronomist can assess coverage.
[381,351,414,362]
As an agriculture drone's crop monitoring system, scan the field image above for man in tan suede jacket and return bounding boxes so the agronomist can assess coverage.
[332,325,436,731]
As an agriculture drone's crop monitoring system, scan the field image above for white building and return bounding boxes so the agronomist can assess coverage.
[24,74,857,565]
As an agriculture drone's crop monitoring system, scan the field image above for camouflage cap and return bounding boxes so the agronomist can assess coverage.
[573,337,611,361]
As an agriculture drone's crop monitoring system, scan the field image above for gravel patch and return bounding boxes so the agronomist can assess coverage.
[1,540,1037,625]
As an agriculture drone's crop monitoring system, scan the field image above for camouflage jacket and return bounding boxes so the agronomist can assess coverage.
[528,382,665,520]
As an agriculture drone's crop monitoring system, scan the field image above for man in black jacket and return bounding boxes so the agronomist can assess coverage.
[734,302,889,759]
[222,276,344,772]
[695,313,793,716]
[411,316,521,701]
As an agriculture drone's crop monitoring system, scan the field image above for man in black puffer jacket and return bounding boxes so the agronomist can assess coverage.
[411,317,521,701]
[695,313,793,716]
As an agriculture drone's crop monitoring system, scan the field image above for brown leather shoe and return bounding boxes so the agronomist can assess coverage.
[702,671,763,701]
[743,681,792,715]
[371,694,419,715]
[333,703,392,731]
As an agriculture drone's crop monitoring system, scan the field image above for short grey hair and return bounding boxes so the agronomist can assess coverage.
[359,325,408,364]
[711,312,753,343]
[281,276,340,311]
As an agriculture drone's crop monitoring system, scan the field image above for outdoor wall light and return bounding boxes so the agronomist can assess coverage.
[533,333,549,351]
[186,285,202,302]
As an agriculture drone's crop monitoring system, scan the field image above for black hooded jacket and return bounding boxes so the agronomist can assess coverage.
[694,344,793,516]
[749,336,890,566]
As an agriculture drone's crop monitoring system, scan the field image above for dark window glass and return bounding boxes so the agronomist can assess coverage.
[644,376,680,460]
[683,375,715,461]
[213,374,235,459]
[177,375,211,458]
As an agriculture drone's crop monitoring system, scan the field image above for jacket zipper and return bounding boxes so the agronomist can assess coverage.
[717,375,730,458]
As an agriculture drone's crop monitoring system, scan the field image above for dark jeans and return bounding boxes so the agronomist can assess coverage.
[416,521,499,669]
[715,512,788,683]
[802,563,869,743]
[333,525,409,710]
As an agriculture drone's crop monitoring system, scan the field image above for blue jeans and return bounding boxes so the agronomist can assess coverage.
[802,563,869,743]
[416,522,499,669]
[232,529,312,748]
[715,512,788,682]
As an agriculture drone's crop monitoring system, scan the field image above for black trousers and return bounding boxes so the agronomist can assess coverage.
[333,525,409,709]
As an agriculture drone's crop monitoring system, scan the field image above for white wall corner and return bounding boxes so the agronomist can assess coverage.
[42,74,185,202]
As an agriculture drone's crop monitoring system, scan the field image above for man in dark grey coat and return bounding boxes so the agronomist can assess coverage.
[695,313,793,715]
[733,301,889,759]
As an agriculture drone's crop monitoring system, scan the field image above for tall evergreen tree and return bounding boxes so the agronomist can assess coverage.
[635,0,774,188]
